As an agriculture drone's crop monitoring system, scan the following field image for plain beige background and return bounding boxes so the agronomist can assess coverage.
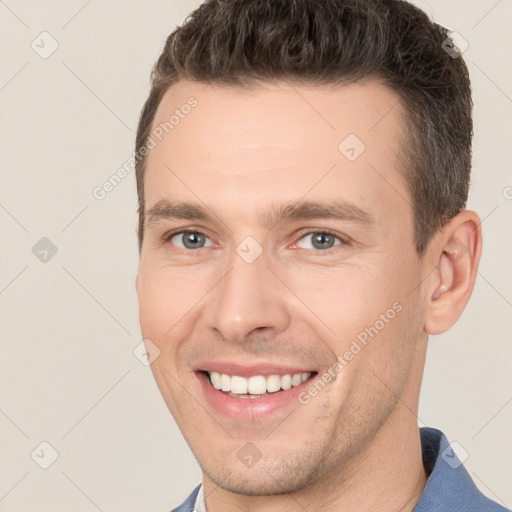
[0,1,511,511]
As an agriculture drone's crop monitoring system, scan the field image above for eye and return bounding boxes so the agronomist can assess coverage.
[296,231,343,250]
[168,231,214,250]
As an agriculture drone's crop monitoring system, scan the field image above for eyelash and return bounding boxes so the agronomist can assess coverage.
[294,229,349,247]
[163,228,349,253]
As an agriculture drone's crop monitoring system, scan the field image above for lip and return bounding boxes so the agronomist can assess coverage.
[195,368,317,420]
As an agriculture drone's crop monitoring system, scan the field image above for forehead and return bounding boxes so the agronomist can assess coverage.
[144,79,409,221]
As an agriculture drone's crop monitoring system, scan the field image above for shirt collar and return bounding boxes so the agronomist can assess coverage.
[193,483,206,512]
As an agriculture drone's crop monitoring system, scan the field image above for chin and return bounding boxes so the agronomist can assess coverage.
[196,447,330,496]
[207,470,311,496]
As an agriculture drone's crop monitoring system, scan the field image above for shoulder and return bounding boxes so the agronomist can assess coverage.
[169,484,201,512]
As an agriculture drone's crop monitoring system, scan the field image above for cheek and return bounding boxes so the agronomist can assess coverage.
[283,263,400,337]
[283,257,421,376]
[136,263,208,338]
[136,270,198,414]
[350,290,424,402]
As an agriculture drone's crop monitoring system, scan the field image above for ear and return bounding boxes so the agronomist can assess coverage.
[135,214,143,255]
[135,217,141,290]
[423,210,482,335]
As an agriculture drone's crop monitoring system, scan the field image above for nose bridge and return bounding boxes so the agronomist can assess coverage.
[207,247,290,342]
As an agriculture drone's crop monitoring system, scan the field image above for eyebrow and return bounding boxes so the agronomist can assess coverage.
[145,199,376,229]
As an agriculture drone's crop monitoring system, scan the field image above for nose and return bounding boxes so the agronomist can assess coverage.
[205,250,291,343]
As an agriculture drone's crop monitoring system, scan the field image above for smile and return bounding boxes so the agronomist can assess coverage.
[207,371,313,398]
[195,363,319,419]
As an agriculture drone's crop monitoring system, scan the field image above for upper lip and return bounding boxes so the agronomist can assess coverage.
[194,361,316,377]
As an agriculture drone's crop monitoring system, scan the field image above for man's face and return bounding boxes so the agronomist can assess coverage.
[136,79,428,494]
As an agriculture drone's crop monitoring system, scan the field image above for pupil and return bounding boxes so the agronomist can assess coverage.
[312,233,334,249]
[184,232,204,249]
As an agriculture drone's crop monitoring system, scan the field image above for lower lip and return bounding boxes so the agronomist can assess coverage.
[196,371,315,420]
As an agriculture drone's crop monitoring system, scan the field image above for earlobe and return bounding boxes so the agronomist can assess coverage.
[424,211,482,335]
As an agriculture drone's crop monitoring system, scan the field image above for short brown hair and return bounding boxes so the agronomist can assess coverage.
[135,0,472,256]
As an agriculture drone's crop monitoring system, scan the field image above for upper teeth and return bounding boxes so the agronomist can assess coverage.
[208,372,311,395]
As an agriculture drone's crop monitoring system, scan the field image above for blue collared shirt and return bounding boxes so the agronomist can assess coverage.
[171,427,508,511]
